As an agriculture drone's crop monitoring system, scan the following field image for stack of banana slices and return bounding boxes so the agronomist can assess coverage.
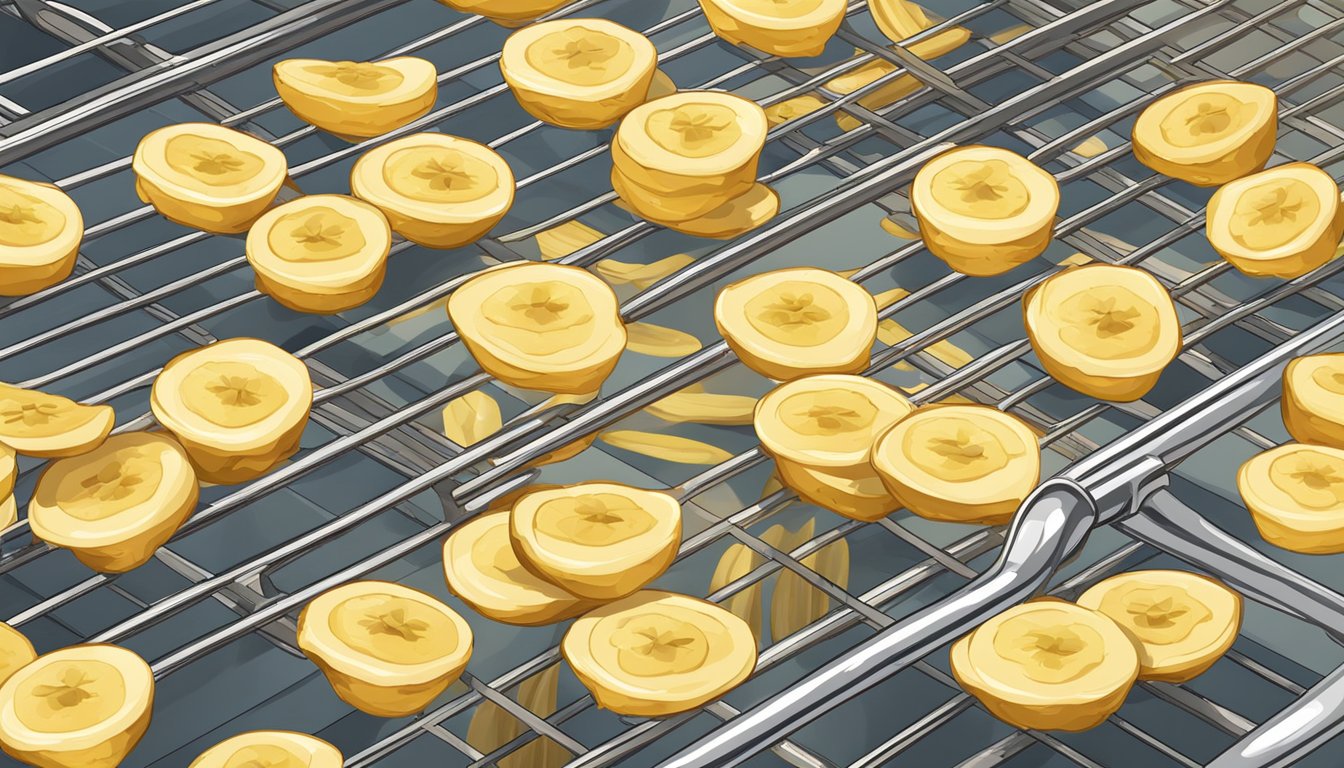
[612,91,779,238]
[953,570,1241,731]
[1134,79,1343,279]
[1239,353,1344,553]
[442,481,759,717]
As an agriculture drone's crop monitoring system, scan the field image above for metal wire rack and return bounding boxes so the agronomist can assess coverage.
[1,0,1344,766]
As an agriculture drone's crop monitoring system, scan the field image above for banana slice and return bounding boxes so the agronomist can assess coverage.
[437,0,573,26]
[756,374,913,520]
[246,194,392,313]
[0,383,114,459]
[1206,162,1344,278]
[0,644,154,768]
[715,267,877,381]
[1238,443,1344,554]
[510,482,681,600]
[501,19,658,129]
[29,432,199,573]
[151,338,312,484]
[0,624,35,689]
[764,94,827,127]
[1132,80,1277,186]
[646,390,757,425]
[443,511,596,626]
[612,91,767,219]
[699,0,846,58]
[0,496,14,531]
[1077,570,1241,683]
[623,181,780,239]
[1024,264,1181,401]
[298,580,473,717]
[0,175,82,296]
[872,403,1039,524]
[826,32,970,131]
[133,123,287,233]
[868,0,967,46]
[911,145,1060,275]
[951,601,1139,731]
[189,731,342,768]
[350,133,515,249]
[0,444,14,501]
[448,262,626,394]
[1283,354,1344,448]
[563,590,756,716]
[274,57,437,139]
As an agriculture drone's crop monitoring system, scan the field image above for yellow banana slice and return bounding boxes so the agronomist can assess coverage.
[771,521,850,641]
[1238,443,1344,554]
[911,145,1060,275]
[1207,162,1344,278]
[0,445,14,501]
[189,731,342,768]
[510,482,682,600]
[1283,353,1344,448]
[1077,570,1241,683]
[29,432,199,573]
[699,0,846,58]
[0,383,114,459]
[612,91,767,220]
[715,267,878,381]
[273,57,437,139]
[0,624,35,689]
[442,390,502,447]
[443,511,595,625]
[535,219,602,261]
[563,590,757,716]
[437,0,573,25]
[872,403,1039,524]
[1023,264,1181,401]
[151,338,312,484]
[646,390,757,425]
[827,32,970,131]
[467,665,569,768]
[710,542,764,639]
[0,175,82,296]
[350,133,515,249]
[0,644,154,768]
[297,580,473,717]
[625,322,702,357]
[1071,135,1108,159]
[448,262,626,394]
[501,19,658,129]
[594,253,693,289]
[599,430,734,464]
[1132,80,1277,186]
[764,94,827,127]
[756,374,913,520]
[133,123,287,233]
[868,0,963,44]
[647,69,678,101]
[624,182,781,239]
[246,194,392,313]
[0,496,13,531]
[951,601,1139,731]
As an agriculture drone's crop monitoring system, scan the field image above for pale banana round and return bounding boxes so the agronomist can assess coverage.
[1132,80,1277,186]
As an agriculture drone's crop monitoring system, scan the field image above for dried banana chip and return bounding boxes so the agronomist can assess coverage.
[879,216,920,239]
[764,94,828,127]
[989,24,1032,44]
[1058,253,1094,267]
[645,391,757,425]
[442,390,503,447]
[535,220,604,261]
[877,319,972,368]
[1071,136,1108,158]
[625,322,703,357]
[594,254,694,289]
[872,286,910,310]
[773,523,850,641]
[711,542,764,639]
[599,430,735,464]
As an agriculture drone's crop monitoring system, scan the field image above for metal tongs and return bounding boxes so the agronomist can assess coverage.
[663,307,1344,768]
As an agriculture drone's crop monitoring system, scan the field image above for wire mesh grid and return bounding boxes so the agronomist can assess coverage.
[0,0,1343,765]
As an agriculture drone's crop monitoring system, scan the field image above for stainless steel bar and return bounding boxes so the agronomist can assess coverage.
[0,0,408,164]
